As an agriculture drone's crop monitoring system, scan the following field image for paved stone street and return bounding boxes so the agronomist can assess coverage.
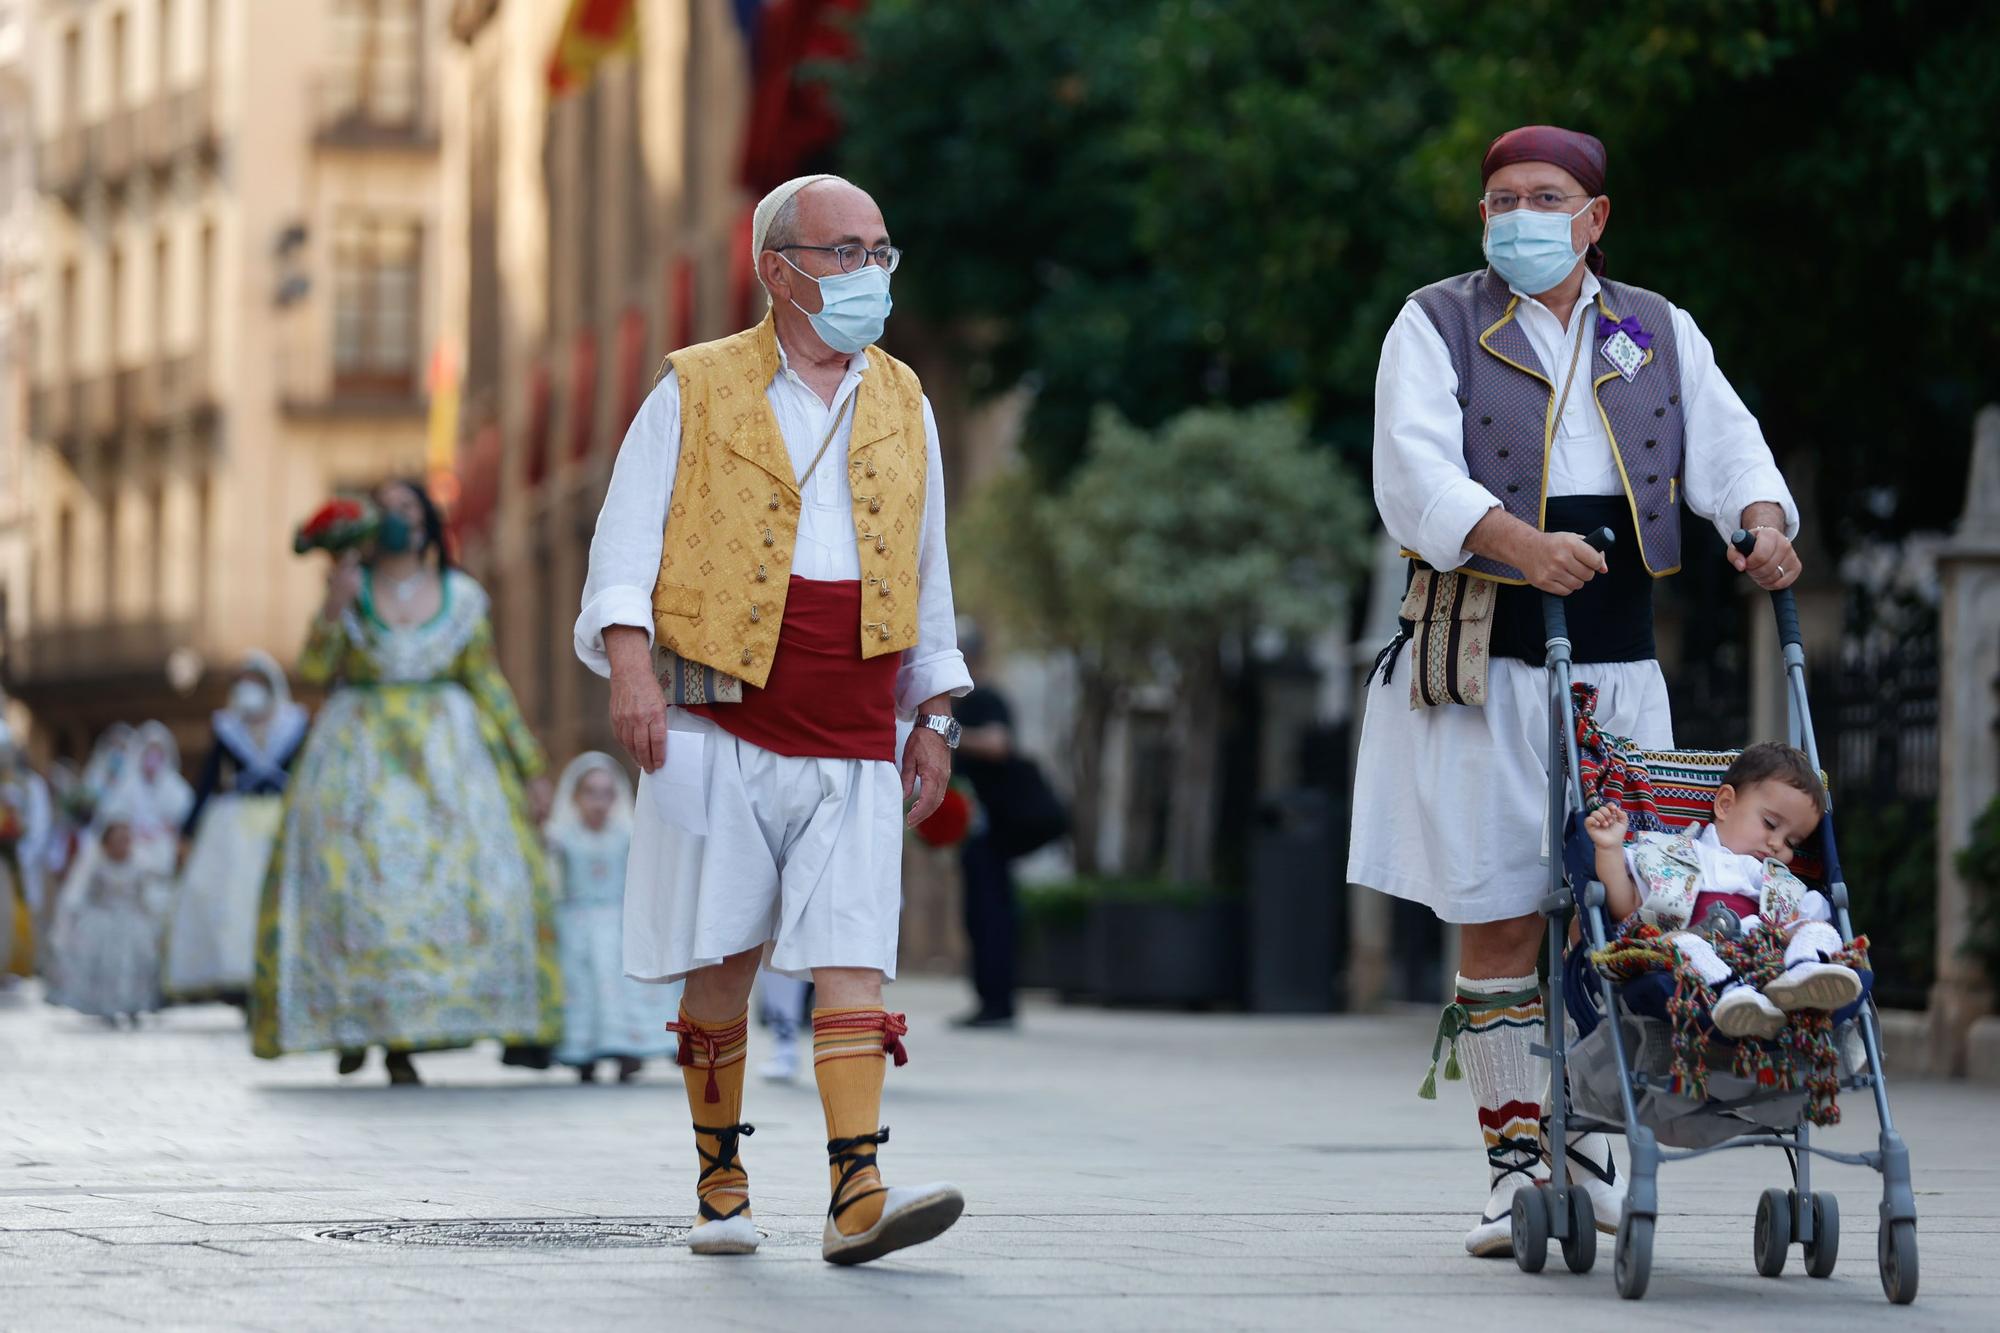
[2,976,1994,1332]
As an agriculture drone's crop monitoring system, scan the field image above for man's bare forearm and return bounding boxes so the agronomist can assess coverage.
[1464,506,1539,569]
[604,624,651,674]
[1739,500,1786,533]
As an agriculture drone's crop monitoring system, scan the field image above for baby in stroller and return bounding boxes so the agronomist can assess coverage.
[1583,742,1865,1041]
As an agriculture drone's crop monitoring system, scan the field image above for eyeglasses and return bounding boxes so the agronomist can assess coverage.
[1481,190,1593,214]
[776,243,902,274]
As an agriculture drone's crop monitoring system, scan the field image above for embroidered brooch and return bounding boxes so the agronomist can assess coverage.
[1597,313,1650,382]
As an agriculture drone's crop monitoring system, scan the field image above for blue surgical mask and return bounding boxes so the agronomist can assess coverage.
[1482,198,1595,295]
[782,256,892,354]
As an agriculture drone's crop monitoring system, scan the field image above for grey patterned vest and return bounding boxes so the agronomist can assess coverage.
[1409,268,1685,582]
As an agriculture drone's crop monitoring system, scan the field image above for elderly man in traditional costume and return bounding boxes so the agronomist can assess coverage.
[577,174,971,1264]
[1348,127,1804,1256]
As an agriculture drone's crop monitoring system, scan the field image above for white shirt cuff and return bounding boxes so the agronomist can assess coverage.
[896,649,974,719]
[1708,469,1800,545]
[1417,479,1503,570]
[573,586,656,678]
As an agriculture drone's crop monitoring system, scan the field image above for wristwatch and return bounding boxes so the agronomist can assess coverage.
[917,713,962,750]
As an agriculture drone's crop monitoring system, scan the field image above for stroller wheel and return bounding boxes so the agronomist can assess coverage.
[1614,1213,1653,1300]
[1803,1191,1839,1279]
[1511,1184,1550,1274]
[1561,1184,1597,1274]
[1754,1186,1791,1277]
[1878,1217,1918,1305]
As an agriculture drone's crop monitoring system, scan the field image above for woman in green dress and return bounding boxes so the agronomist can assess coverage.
[250,480,560,1084]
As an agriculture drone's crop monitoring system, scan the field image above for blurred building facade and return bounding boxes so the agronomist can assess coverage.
[9,0,449,760]
[443,0,751,765]
[0,1,36,708]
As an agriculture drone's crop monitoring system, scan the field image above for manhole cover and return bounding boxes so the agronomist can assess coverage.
[316,1219,694,1249]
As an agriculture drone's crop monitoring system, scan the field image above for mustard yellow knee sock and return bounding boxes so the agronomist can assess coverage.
[812,1006,910,1236]
[667,1007,752,1225]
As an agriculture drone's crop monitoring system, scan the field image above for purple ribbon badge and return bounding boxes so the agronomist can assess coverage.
[1596,313,1653,349]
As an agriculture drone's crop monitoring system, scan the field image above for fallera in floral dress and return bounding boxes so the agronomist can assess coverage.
[249,568,561,1058]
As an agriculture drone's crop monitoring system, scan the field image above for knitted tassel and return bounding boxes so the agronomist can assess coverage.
[1417,1001,1469,1100]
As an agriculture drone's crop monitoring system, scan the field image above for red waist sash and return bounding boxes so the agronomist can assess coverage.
[688,577,900,762]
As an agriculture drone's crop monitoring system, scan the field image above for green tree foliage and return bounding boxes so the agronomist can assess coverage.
[833,0,2000,537]
[959,404,1370,882]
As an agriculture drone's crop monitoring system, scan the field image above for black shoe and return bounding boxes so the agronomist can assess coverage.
[577,1062,598,1083]
[385,1051,422,1086]
[500,1043,553,1069]
[336,1048,367,1076]
[615,1056,642,1083]
[950,1010,1016,1030]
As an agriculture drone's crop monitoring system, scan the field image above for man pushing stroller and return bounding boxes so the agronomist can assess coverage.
[1585,742,1866,1041]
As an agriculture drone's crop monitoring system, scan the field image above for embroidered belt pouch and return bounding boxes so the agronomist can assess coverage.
[653,644,744,706]
[1399,567,1496,709]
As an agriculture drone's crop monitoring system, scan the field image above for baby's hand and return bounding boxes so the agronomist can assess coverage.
[1586,803,1629,849]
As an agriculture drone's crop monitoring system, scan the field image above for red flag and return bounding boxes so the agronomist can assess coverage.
[738,0,865,194]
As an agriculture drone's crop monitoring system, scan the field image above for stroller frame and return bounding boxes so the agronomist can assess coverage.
[1522,529,1918,1302]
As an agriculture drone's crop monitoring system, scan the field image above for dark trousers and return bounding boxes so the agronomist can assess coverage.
[959,832,1017,1018]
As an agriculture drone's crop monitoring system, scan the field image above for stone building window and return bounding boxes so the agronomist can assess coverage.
[332,214,421,397]
[326,0,421,131]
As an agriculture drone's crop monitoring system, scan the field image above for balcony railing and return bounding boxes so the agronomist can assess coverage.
[30,379,82,444]
[4,618,194,689]
[88,107,138,186]
[37,126,87,202]
[140,81,219,168]
[312,77,436,150]
[158,345,219,424]
[80,371,118,438]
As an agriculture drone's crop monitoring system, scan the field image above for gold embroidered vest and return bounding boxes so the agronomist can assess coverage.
[652,314,927,690]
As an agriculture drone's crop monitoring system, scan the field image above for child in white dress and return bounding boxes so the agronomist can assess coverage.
[55,817,166,1026]
[546,754,679,1082]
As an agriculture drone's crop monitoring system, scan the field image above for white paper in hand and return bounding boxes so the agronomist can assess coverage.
[644,731,708,837]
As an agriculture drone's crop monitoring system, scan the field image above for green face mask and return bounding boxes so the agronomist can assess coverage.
[374,511,416,555]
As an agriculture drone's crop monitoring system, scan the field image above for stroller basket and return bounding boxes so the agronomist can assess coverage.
[1515,528,1918,1304]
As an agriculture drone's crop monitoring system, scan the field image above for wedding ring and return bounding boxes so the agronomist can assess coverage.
[1776,564,1786,578]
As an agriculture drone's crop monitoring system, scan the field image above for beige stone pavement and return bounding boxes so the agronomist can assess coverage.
[2,976,1995,1332]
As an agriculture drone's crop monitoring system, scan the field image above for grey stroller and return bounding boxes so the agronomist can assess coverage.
[1515,528,1917,1303]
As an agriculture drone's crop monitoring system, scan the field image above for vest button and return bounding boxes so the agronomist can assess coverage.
[749,605,760,623]
[1647,512,1659,522]
[755,565,768,582]
[879,584,891,599]
[879,625,891,642]
[1647,474,1658,484]
[1480,415,1492,426]
[876,537,887,554]
[763,530,775,547]
[741,650,753,665]
[865,463,877,478]
[1669,393,1680,405]
[1644,439,1656,449]
[868,498,882,514]
[1655,407,1666,417]
[1505,484,1519,494]
[1497,448,1510,458]
[768,493,780,510]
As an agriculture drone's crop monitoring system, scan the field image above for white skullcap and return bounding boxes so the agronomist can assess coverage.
[750,174,847,272]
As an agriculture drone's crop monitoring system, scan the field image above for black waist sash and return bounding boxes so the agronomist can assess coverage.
[1489,495,1655,666]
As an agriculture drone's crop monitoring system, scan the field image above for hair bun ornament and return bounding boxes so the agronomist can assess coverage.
[293,498,380,555]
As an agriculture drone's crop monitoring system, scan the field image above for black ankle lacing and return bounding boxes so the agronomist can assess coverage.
[692,1121,754,1222]
[826,1126,890,1222]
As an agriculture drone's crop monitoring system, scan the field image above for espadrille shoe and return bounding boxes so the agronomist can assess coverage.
[1465,1167,1541,1257]
[1557,1131,1623,1235]
[821,1182,965,1265]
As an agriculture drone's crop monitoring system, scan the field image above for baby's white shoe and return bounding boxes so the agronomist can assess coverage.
[1712,985,1786,1040]
[1763,960,1862,1014]
[758,1038,800,1083]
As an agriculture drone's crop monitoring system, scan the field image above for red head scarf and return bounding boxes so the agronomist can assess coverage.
[1481,125,1608,273]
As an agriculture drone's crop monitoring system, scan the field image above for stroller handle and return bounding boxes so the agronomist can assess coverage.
[1732,528,1802,650]
[1540,526,1617,646]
